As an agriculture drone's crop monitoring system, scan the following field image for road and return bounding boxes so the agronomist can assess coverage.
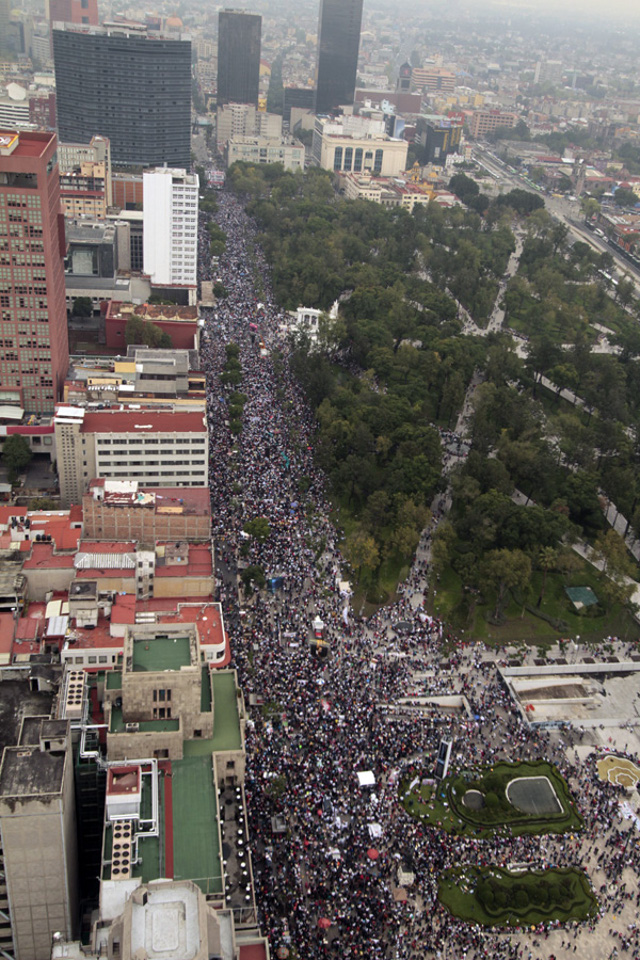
[473,144,640,295]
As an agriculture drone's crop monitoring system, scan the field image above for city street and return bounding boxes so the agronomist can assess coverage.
[198,186,640,960]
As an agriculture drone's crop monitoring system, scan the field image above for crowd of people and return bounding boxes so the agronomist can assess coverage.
[197,188,640,960]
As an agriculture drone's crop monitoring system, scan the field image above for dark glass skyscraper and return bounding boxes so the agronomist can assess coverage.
[315,0,364,115]
[217,11,261,106]
[53,28,191,168]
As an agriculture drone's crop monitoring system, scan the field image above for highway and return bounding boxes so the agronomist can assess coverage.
[472,144,640,291]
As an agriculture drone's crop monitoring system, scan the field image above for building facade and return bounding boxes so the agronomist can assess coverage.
[0,130,69,413]
[414,117,463,165]
[216,10,261,107]
[48,0,98,27]
[315,0,364,115]
[469,109,518,139]
[143,168,199,288]
[225,136,305,172]
[0,718,78,960]
[312,115,408,177]
[53,26,191,168]
[54,407,209,507]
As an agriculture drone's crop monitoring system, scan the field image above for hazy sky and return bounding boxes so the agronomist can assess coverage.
[480,0,640,20]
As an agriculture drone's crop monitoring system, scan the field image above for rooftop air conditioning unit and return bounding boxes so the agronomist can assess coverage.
[110,819,133,881]
[124,722,139,733]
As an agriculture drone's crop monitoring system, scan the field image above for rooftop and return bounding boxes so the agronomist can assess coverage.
[0,744,66,798]
[131,635,192,672]
[172,756,222,893]
[183,671,242,757]
[81,409,206,435]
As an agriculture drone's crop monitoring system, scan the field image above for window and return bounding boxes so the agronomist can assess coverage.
[354,148,363,172]
[374,149,384,174]
[333,147,343,171]
[343,147,353,171]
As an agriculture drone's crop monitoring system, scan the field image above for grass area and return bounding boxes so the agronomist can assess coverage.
[438,865,598,927]
[427,553,640,647]
[401,760,583,837]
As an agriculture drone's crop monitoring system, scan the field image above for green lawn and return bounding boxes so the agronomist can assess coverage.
[401,760,583,837]
[439,865,598,927]
[427,553,640,647]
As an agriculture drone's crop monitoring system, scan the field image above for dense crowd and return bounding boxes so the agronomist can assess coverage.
[198,189,640,960]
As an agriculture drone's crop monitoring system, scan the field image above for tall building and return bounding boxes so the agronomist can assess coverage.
[315,0,364,116]
[0,717,78,960]
[47,0,98,27]
[53,26,191,168]
[143,167,199,288]
[0,130,69,414]
[217,10,261,106]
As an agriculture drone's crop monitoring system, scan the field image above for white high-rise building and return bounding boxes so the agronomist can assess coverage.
[143,167,199,288]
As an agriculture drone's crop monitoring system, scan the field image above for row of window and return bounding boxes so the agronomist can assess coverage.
[333,146,385,174]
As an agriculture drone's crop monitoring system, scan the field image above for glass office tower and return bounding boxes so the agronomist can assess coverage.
[53,27,191,169]
[217,11,261,106]
[315,0,364,115]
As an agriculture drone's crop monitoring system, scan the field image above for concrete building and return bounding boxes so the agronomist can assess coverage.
[63,346,205,407]
[217,10,261,107]
[47,0,98,27]
[0,83,30,128]
[52,880,247,960]
[411,66,456,94]
[83,479,211,541]
[311,115,408,177]
[54,407,209,507]
[468,109,518,139]
[65,219,121,279]
[53,26,192,169]
[225,136,305,172]
[58,135,112,212]
[0,129,69,413]
[0,716,78,960]
[143,167,199,290]
[216,103,282,147]
[315,0,363,115]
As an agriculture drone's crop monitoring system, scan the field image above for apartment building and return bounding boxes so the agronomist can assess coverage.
[54,407,209,507]
[143,167,199,289]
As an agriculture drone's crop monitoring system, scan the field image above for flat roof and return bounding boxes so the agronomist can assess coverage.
[184,671,241,758]
[131,635,192,672]
[109,706,180,733]
[171,756,222,893]
[0,745,66,798]
[82,409,205,434]
[0,129,55,158]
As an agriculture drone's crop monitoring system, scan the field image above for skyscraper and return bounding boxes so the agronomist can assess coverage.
[0,129,69,414]
[217,10,261,106]
[53,26,191,168]
[143,167,199,288]
[315,0,364,116]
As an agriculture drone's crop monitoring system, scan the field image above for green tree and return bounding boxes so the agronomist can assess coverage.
[243,517,271,542]
[125,315,171,348]
[241,564,266,595]
[72,296,93,317]
[28,497,56,510]
[2,434,32,483]
[537,546,558,607]
[481,548,531,619]
[343,530,379,584]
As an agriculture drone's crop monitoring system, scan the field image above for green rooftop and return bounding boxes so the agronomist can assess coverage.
[109,706,180,734]
[172,756,222,894]
[183,670,242,757]
[106,670,122,690]
[131,636,192,672]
